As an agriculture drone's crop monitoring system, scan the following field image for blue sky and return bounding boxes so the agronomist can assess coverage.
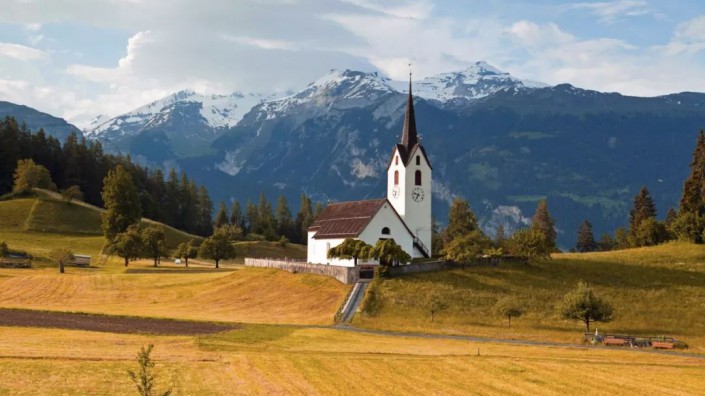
[1,0,704,126]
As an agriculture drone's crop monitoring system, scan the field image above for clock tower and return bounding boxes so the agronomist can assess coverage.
[386,77,432,258]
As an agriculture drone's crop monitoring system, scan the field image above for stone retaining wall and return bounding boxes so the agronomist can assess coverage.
[387,260,451,276]
[244,258,358,284]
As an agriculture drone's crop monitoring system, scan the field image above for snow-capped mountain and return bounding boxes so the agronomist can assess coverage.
[251,69,396,123]
[83,89,272,161]
[390,61,549,102]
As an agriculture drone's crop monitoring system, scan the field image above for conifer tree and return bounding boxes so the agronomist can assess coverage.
[246,200,259,236]
[258,192,277,240]
[213,201,230,229]
[576,220,596,253]
[629,186,657,235]
[196,186,213,237]
[276,195,294,241]
[230,201,244,232]
[294,194,314,244]
[680,130,705,215]
[444,198,479,241]
[495,224,506,244]
[531,199,556,250]
[101,165,142,241]
[665,207,678,229]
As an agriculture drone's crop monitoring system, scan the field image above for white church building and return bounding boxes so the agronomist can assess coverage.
[307,80,432,267]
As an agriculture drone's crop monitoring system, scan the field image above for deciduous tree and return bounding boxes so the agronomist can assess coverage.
[49,248,74,274]
[175,240,197,267]
[141,225,167,267]
[368,239,410,266]
[444,230,490,266]
[327,238,372,266]
[198,226,236,269]
[101,165,142,241]
[110,224,143,267]
[61,185,83,203]
[12,158,56,194]
[560,281,614,332]
[494,296,524,327]
[504,228,550,262]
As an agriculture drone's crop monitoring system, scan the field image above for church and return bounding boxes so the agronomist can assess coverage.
[307,79,432,267]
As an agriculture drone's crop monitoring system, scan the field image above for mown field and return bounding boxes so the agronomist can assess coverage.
[1,324,704,395]
[355,241,705,352]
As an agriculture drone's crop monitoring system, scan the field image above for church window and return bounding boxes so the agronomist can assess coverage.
[382,227,390,235]
[395,156,399,165]
[415,170,422,186]
[394,170,399,185]
[416,155,420,165]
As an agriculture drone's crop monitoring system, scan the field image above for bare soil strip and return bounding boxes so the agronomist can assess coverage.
[0,308,238,335]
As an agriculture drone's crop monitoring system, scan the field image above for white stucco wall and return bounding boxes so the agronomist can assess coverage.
[386,147,432,254]
[306,201,417,266]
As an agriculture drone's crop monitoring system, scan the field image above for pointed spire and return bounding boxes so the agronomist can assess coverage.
[401,65,418,149]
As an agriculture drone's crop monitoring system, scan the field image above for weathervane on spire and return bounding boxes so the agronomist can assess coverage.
[408,62,413,81]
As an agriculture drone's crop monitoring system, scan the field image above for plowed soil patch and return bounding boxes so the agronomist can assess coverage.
[0,308,237,335]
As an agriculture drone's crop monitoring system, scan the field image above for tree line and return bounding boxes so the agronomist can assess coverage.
[1,116,321,242]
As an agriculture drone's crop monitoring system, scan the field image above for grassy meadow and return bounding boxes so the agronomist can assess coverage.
[355,241,705,352]
[1,324,704,395]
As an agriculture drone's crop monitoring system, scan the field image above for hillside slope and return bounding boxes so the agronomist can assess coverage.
[355,241,705,352]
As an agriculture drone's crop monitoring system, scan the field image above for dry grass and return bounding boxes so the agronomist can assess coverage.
[1,325,704,395]
[0,265,348,325]
[356,241,705,352]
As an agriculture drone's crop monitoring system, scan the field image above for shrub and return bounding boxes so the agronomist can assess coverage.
[245,233,266,242]
[0,241,7,257]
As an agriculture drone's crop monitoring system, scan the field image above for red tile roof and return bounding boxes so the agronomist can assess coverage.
[309,199,387,239]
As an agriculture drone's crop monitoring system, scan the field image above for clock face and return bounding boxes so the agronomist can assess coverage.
[392,186,400,199]
[411,187,424,202]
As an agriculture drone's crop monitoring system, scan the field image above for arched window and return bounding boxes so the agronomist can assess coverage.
[395,156,399,165]
[394,170,399,185]
[415,170,422,186]
[381,227,390,235]
[416,155,420,165]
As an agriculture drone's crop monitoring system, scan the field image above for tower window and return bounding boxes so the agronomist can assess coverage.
[381,227,390,235]
[395,156,399,165]
[415,170,422,186]
[416,155,420,165]
[394,170,399,185]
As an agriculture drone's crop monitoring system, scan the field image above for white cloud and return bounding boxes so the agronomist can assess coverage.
[0,42,47,61]
[570,0,650,23]
[656,15,705,56]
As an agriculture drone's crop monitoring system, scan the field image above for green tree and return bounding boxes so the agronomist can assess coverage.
[258,192,277,240]
[175,240,197,267]
[49,248,74,274]
[141,225,167,267]
[531,199,556,250]
[504,228,550,262]
[614,227,630,249]
[678,130,705,243]
[213,201,230,229]
[632,217,668,247]
[422,290,448,322]
[245,200,259,236]
[368,239,411,266]
[495,224,506,245]
[444,230,491,266]
[629,186,657,243]
[110,224,143,267]
[196,186,213,237]
[127,344,172,396]
[61,185,83,203]
[494,296,524,327]
[327,238,372,266]
[230,201,244,232]
[598,234,615,252]
[560,281,614,332]
[294,193,314,244]
[101,165,142,241]
[198,226,236,268]
[12,158,56,194]
[276,195,295,241]
[431,217,445,257]
[576,220,597,253]
[444,198,479,241]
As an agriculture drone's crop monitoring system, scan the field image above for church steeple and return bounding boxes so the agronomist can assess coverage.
[400,73,418,150]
